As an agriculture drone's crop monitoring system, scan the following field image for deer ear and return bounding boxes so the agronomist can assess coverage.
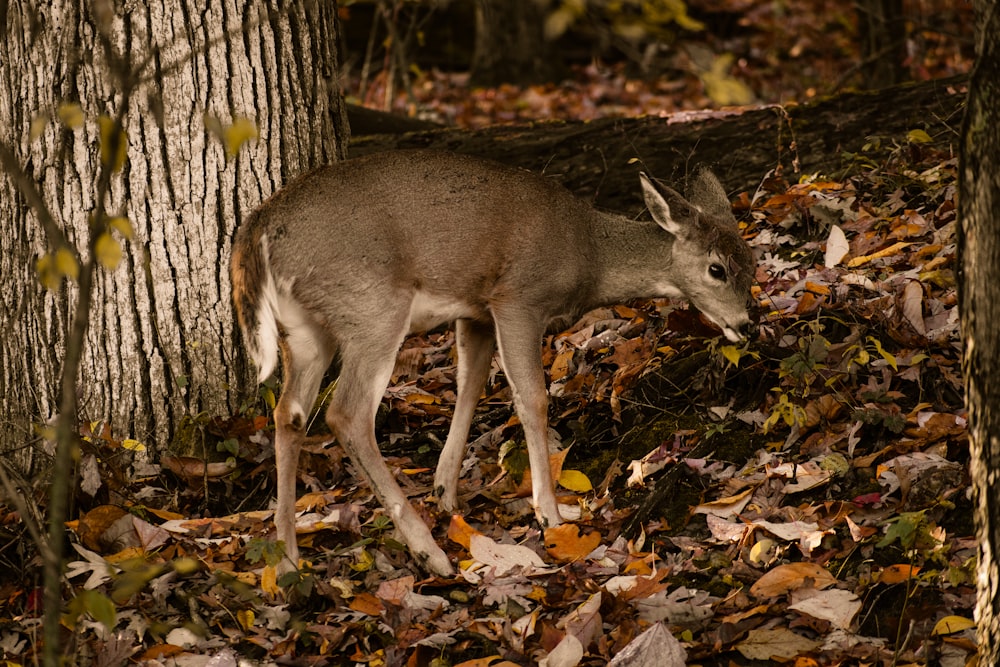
[640,172,697,238]
[688,168,734,221]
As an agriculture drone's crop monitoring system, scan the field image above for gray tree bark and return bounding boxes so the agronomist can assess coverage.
[0,0,349,471]
[959,2,1000,659]
[470,0,560,86]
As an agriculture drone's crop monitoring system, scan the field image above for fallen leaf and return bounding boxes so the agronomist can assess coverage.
[469,533,550,576]
[608,622,686,667]
[510,448,569,498]
[824,224,850,267]
[879,564,920,584]
[544,524,602,562]
[349,592,384,616]
[448,514,482,550]
[750,562,837,598]
[693,487,754,518]
[932,615,975,635]
[788,588,862,630]
[539,633,583,667]
[558,469,593,493]
[736,627,822,660]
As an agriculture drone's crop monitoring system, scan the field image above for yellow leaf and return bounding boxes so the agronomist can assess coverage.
[544,6,578,40]
[122,438,146,452]
[260,565,279,596]
[56,247,79,280]
[720,344,742,367]
[932,615,975,636]
[236,608,255,631]
[558,469,593,493]
[350,548,375,572]
[98,115,128,172]
[261,385,276,410]
[224,116,258,158]
[170,557,200,575]
[907,129,933,144]
[868,336,897,371]
[108,216,134,239]
[30,114,49,140]
[36,253,61,291]
[95,232,122,270]
[57,103,84,129]
[35,248,79,290]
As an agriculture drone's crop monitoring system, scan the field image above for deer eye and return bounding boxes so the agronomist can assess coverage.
[708,263,727,281]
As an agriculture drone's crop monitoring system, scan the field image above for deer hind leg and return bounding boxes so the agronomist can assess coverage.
[492,312,563,529]
[327,320,455,576]
[273,323,333,575]
[435,318,495,512]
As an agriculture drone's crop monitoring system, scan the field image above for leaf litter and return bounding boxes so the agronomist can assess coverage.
[1,134,973,667]
[1,13,977,664]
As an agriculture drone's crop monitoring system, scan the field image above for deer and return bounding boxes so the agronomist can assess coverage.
[230,150,756,578]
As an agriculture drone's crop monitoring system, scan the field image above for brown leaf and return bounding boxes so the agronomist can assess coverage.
[349,592,384,616]
[750,562,837,598]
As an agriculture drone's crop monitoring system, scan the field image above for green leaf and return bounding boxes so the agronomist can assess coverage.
[65,589,117,630]
[111,560,165,603]
[246,538,285,567]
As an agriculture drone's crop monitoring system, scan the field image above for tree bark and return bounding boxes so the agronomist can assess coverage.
[856,0,907,88]
[0,0,349,470]
[350,75,966,213]
[470,0,561,86]
[959,2,1000,659]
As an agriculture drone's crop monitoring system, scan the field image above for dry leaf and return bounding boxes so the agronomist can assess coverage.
[470,533,550,576]
[879,564,920,584]
[750,562,837,598]
[607,622,686,667]
[448,514,482,550]
[544,524,602,563]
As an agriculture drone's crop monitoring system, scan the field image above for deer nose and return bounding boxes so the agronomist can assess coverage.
[739,302,762,340]
[738,318,759,341]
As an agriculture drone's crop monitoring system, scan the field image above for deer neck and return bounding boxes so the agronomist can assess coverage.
[587,211,681,308]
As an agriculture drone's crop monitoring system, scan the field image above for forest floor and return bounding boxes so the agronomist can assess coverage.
[1,2,981,666]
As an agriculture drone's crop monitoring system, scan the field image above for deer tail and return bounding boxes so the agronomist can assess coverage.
[231,219,280,383]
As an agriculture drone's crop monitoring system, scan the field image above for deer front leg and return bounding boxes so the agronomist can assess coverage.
[435,318,495,512]
[492,315,563,528]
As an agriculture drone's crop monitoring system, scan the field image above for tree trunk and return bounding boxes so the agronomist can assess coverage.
[350,75,966,212]
[959,3,1000,658]
[470,0,561,86]
[0,0,349,471]
[856,0,907,88]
